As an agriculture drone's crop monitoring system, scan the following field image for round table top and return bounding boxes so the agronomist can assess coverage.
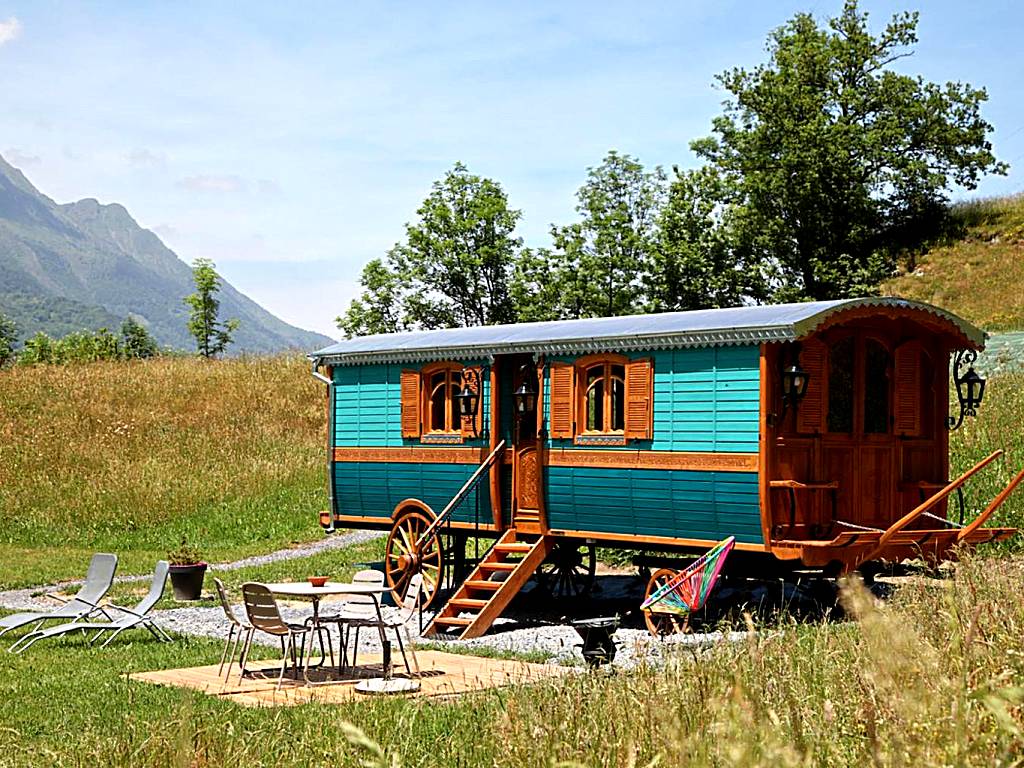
[263,581,390,597]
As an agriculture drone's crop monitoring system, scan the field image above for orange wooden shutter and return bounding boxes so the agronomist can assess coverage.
[460,365,483,437]
[400,369,421,438]
[795,339,827,434]
[549,362,575,438]
[893,340,922,437]
[624,358,654,441]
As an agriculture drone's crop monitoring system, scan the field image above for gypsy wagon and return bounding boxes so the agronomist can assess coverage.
[309,297,1020,638]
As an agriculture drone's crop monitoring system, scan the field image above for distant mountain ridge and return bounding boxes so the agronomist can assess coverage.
[0,154,334,352]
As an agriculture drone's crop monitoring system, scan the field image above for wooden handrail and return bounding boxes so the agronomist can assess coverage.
[861,450,1003,562]
[415,440,506,548]
[957,464,1024,542]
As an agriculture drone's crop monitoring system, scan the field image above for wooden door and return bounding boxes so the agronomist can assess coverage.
[508,356,544,531]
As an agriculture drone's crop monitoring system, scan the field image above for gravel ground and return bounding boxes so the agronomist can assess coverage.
[0,530,383,613]
[0,532,747,668]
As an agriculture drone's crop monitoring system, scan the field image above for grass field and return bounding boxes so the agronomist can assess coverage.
[3,555,1024,766]
[0,355,327,589]
[885,194,1024,332]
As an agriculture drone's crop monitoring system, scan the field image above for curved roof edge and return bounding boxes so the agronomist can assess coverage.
[310,297,985,366]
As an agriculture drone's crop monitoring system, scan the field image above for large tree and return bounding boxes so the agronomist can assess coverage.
[513,151,666,321]
[338,163,523,336]
[647,166,766,312]
[184,258,239,358]
[691,0,1006,301]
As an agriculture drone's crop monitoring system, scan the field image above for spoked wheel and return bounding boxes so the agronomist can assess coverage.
[643,567,688,637]
[385,507,446,608]
[535,541,596,599]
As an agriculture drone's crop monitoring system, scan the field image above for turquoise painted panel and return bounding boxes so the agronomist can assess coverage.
[332,361,490,448]
[649,346,760,454]
[545,467,762,544]
[545,345,760,454]
[334,461,492,525]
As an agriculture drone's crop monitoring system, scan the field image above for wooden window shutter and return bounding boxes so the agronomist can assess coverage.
[795,339,827,434]
[624,358,654,441]
[400,369,421,438]
[893,340,923,437]
[549,362,575,439]
[460,365,483,437]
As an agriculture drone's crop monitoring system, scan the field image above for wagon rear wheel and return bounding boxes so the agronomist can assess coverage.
[643,568,688,637]
[386,507,446,608]
[535,541,596,599]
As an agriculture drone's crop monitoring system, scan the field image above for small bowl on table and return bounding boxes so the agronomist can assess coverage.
[307,576,330,588]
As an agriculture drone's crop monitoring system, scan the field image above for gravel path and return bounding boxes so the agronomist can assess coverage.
[0,531,746,668]
[0,530,383,613]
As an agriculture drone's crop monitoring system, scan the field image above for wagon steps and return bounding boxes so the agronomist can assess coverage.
[425,531,553,639]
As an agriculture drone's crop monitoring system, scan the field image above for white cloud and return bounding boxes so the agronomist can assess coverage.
[0,17,21,46]
[126,148,165,167]
[178,174,244,193]
[3,147,40,166]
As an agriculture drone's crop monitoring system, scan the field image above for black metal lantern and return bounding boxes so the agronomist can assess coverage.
[782,364,809,402]
[455,368,481,420]
[948,349,986,430]
[513,376,537,415]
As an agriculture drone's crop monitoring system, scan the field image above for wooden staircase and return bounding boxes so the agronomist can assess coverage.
[425,530,552,639]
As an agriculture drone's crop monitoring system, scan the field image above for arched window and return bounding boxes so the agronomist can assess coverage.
[863,339,891,434]
[422,363,462,436]
[582,361,625,434]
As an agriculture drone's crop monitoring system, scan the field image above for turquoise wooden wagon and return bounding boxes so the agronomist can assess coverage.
[309,297,1020,638]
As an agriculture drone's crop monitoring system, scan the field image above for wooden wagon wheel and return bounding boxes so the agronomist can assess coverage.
[535,541,596,599]
[385,507,446,608]
[643,568,688,637]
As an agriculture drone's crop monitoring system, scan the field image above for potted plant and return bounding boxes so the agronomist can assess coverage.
[168,537,207,600]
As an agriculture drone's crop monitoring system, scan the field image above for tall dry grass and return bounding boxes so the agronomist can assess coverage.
[0,355,326,586]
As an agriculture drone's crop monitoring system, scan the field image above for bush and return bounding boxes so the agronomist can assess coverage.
[14,320,161,366]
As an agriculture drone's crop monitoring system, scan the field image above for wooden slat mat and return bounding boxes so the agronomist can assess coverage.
[129,650,569,707]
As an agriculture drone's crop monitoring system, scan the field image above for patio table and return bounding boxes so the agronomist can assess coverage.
[264,581,391,685]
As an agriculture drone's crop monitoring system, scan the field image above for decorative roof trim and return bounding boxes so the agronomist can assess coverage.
[310,298,985,367]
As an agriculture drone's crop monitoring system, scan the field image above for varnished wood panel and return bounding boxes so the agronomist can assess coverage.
[334,447,484,464]
[545,449,758,472]
[335,446,759,472]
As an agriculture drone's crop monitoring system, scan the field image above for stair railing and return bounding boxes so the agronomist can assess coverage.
[415,440,506,551]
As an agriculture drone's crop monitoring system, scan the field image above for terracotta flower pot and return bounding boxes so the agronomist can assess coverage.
[168,562,208,600]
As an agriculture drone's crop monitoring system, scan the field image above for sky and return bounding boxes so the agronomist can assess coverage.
[1,1,1022,340]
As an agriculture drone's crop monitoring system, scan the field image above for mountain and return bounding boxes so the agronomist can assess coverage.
[0,154,334,352]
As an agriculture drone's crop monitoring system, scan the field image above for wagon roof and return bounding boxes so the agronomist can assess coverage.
[310,297,985,366]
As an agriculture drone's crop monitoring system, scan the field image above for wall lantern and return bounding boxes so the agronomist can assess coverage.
[782,364,810,403]
[948,349,986,431]
[513,367,537,416]
[455,368,481,420]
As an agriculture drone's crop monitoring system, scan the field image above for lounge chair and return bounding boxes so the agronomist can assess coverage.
[1,553,118,649]
[10,561,172,653]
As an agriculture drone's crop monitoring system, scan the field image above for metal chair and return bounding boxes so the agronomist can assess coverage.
[331,569,386,672]
[237,582,317,690]
[214,578,253,680]
[378,572,424,678]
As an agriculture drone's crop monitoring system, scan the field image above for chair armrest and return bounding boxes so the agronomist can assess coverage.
[105,603,146,619]
[44,593,71,604]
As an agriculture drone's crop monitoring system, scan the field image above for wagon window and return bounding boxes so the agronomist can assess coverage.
[827,336,854,433]
[864,340,891,434]
[582,362,625,434]
[426,367,461,434]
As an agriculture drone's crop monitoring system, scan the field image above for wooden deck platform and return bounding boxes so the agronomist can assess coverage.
[129,649,570,707]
